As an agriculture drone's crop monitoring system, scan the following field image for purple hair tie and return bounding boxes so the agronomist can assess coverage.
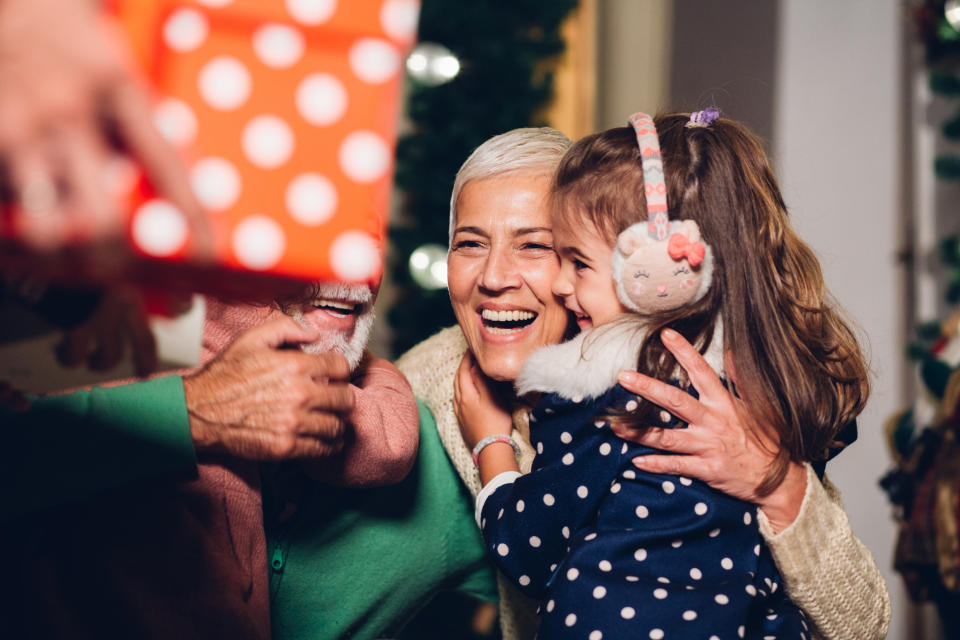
[686,108,721,128]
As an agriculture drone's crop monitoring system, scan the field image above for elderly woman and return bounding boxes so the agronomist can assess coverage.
[396,126,890,639]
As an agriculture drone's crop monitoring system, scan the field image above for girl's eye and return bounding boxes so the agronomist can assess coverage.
[673,266,691,275]
[573,259,588,271]
[633,270,650,278]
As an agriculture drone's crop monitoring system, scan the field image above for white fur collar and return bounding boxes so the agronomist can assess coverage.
[515,316,725,400]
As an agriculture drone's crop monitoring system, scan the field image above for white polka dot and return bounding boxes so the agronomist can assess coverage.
[625,400,638,411]
[191,157,241,211]
[349,38,400,83]
[132,200,188,257]
[711,636,720,640]
[592,585,606,599]
[153,98,197,147]
[662,480,675,494]
[163,8,208,52]
[610,482,621,494]
[496,543,509,556]
[285,0,337,24]
[754,544,761,556]
[330,231,381,281]
[622,442,629,454]
[561,526,570,539]
[233,215,286,270]
[694,502,708,515]
[739,626,745,638]
[589,632,603,640]
[584,532,597,541]
[745,584,757,596]
[577,485,588,499]
[709,528,721,537]
[598,560,612,572]
[562,453,574,465]
[721,557,733,570]
[518,575,530,586]
[198,56,252,111]
[514,499,525,512]
[599,442,611,455]
[626,575,639,582]
[253,23,305,68]
[634,548,647,562]
[546,599,555,612]
[715,593,730,605]
[380,0,420,42]
[744,511,753,525]
[242,115,295,169]
[536,442,543,454]
[623,469,636,480]
[564,613,576,627]
[653,588,668,599]
[543,493,555,506]
[635,505,648,518]
[550,563,557,572]
[621,607,636,620]
[657,576,670,584]
[339,130,391,183]
[682,610,697,621]
[650,630,664,640]
[594,420,605,428]
[766,613,778,621]
[690,568,702,580]
[529,536,541,548]
[679,476,692,486]
[566,568,579,581]
[296,72,348,126]
[497,508,503,519]
[286,173,337,225]
[560,431,572,443]
[671,539,683,548]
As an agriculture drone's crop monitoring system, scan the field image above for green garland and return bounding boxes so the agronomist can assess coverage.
[388,0,578,356]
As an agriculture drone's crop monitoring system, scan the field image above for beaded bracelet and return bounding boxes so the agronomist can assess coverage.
[472,434,521,467]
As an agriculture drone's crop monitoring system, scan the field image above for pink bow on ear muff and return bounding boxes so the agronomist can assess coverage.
[610,112,715,314]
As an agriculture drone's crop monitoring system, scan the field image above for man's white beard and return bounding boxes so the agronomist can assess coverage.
[290,283,375,371]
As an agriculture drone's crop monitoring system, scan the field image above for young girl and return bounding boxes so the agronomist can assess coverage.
[455,111,869,639]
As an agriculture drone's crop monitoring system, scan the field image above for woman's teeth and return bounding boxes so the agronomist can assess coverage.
[481,308,536,334]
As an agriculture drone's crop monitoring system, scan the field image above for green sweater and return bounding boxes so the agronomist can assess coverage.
[2,375,197,519]
[265,401,498,640]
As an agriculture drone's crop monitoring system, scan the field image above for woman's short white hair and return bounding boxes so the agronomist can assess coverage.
[449,127,572,244]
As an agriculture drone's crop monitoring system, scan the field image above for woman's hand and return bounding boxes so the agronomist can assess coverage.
[454,352,519,484]
[614,328,807,534]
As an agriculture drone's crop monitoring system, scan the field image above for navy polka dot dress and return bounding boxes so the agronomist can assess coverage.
[479,384,809,640]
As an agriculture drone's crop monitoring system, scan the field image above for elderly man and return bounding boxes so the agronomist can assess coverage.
[2,279,419,640]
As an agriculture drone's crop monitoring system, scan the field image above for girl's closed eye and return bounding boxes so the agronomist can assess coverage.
[573,258,589,271]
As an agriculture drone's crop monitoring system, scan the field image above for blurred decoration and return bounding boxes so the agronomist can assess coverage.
[387,0,578,355]
[881,2,960,633]
[408,243,448,289]
[406,42,461,86]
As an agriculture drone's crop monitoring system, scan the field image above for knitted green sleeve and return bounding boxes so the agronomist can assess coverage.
[2,375,197,519]
[757,464,891,640]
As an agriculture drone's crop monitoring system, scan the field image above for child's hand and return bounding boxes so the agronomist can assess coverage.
[453,351,513,450]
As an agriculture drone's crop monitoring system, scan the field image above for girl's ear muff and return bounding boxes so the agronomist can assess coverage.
[611,112,715,313]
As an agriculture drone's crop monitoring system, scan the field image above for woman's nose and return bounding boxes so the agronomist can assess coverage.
[479,250,521,291]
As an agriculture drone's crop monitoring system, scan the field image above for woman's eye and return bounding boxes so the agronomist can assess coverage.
[633,270,650,278]
[522,242,554,252]
[453,240,483,251]
[673,266,691,275]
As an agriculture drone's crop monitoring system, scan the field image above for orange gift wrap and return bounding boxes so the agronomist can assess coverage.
[106,0,420,288]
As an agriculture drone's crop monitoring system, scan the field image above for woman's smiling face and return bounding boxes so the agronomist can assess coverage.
[447,173,571,381]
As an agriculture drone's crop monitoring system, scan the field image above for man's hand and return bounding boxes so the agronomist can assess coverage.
[182,317,355,460]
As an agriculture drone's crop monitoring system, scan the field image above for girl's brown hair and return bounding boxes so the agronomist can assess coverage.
[550,114,869,495]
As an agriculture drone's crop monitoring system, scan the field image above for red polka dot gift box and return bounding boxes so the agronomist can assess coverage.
[111,0,419,291]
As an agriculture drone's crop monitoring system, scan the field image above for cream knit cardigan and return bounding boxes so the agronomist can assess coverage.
[396,326,891,640]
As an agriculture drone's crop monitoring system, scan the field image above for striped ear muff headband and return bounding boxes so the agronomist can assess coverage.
[611,112,715,313]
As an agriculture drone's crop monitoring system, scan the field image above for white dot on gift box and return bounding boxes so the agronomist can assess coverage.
[286,0,337,25]
[132,200,188,257]
[191,157,241,211]
[233,215,286,270]
[198,56,252,111]
[380,0,420,43]
[154,98,197,147]
[330,231,380,281]
[339,131,390,183]
[286,173,337,225]
[253,23,305,68]
[163,8,208,52]
[296,73,348,126]
[243,115,295,169]
[349,38,400,84]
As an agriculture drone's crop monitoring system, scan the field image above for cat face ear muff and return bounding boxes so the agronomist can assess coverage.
[611,112,715,313]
